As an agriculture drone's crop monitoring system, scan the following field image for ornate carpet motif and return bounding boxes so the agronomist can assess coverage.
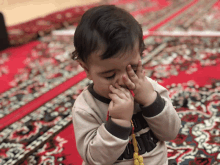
[158,0,220,31]
[0,34,80,118]
[143,36,220,83]
[6,0,173,46]
[167,80,220,165]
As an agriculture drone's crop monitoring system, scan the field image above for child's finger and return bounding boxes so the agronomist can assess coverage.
[109,85,127,99]
[122,75,135,90]
[142,69,146,77]
[137,60,143,77]
[108,93,121,104]
[114,83,130,98]
[127,64,137,80]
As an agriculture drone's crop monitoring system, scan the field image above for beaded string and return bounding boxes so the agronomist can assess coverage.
[131,120,144,165]
[106,89,144,165]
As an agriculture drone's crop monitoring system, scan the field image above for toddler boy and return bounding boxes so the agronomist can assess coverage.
[72,5,181,165]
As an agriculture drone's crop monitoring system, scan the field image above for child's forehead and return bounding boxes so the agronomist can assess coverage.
[87,41,140,68]
[90,50,140,69]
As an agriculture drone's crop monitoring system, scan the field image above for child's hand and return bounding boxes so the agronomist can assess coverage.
[108,83,134,126]
[122,60,157,106]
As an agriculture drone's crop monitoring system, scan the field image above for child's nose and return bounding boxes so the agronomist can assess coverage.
[117,75,128,89]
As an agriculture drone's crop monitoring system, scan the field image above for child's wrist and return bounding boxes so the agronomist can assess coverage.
[141,91,157,107]
[111,118,131,127]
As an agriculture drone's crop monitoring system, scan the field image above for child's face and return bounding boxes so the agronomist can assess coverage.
[78,43,142,99]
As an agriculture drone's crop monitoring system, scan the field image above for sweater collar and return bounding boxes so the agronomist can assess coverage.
[88,83,111,104]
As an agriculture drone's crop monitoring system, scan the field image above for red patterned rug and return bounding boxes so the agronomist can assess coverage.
[6,0,171,47]
[0,0,220,165]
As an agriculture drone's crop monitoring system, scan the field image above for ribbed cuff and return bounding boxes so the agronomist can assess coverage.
[105,118,132,140]
[140,91,165,118]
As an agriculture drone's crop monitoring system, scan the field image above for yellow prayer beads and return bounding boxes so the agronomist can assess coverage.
[131,120,144,165]
[134,159,139,165]
[106,108,144,165]
[138,155,143,163]
[133,152,139,159]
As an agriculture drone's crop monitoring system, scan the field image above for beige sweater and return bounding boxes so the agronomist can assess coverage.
[72,77,181,165]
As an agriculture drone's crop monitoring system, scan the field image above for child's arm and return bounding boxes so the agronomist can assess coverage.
[139,77,182,141]
[72,107,131,165]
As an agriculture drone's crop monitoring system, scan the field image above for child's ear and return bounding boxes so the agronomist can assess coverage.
[77,60,92,80]
[78,61,88,71]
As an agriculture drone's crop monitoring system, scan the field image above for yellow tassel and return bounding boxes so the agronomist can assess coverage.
[131,120,144,165]
[134,146,139,153]
[134,159,140,165]
[132,134,136,139]
[138,156,143,163]
[133,152,139,159]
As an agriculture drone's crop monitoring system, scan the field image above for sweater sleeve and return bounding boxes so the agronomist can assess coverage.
[139,77,182,141]
[72,107,131,165]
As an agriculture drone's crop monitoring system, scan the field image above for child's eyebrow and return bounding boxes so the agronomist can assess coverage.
[98,64,138,75]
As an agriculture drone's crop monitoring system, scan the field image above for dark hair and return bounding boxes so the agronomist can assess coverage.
[72,5,145,64]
